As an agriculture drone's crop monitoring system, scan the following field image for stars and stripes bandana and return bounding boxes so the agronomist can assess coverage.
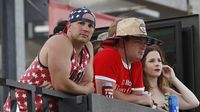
[69,7,96,27]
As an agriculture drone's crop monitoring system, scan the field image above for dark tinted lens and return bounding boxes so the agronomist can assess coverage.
[130,36,148,44]
[146,38,162,46]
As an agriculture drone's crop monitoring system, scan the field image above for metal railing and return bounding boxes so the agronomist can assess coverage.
[0,78,162,112]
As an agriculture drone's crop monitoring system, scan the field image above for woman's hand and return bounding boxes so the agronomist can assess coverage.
[162,65,176,82]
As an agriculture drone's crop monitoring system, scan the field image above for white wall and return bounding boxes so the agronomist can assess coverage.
[149,0,200,15]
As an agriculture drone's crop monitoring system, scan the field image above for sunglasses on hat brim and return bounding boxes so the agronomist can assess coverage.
[119,35,162,45]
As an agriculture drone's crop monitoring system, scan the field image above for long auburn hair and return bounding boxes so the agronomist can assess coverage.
[141,45,170,93]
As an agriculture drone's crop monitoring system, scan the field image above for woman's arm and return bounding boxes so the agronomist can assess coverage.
[162,65,199,110]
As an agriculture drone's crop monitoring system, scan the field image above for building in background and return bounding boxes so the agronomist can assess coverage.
[0,0,200,111]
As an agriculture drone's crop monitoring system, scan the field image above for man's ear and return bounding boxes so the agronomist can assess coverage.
[67,23,71,27]
[66,23,71,32]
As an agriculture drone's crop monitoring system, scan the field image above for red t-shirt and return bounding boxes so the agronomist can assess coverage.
[94,47,144,94]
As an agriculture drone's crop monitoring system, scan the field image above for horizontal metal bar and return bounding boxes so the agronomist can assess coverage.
[0,78,35,91]
[0,78,85,105]
[35,87,74,98]
[36,87,85,104]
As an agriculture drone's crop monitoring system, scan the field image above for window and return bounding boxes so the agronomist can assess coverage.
[146,21,183,80]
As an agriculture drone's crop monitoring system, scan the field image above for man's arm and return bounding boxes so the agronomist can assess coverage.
[46,36,92,94]
[79,42,94,93]
[95,79,153,106]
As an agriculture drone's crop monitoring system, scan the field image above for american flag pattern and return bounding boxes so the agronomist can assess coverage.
[69,7,95,27]
[4,46,90,112]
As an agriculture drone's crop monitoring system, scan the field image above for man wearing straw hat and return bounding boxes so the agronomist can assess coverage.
[94,17,161,106]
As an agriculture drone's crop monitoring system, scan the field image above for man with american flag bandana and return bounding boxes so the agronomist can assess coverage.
[4,7,95,112]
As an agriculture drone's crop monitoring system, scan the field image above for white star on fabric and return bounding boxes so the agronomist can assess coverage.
[84,61,87,65]
[6,100,9,105]
[6,108,10,111]
[72,59,75,63]
[78,70,82,73]
[32,72,35,76]
[49,104,53,108]
[19,106,24,109]
[22,80,25,83]
[27,73,30,77]
[32,73,38,78]
[32,65,35,69]
[78,10,82,13]
[76,15,80,18]
[35,81,39,84]
[39,66,43,71]
[41,74,46,78]
[84,10,88,13]
[15,93,19,98]
[22,93,26,98]
[86,53,89,58]
[24,102,27,106]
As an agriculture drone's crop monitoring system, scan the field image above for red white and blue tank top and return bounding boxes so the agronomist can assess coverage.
[4,45,90,112]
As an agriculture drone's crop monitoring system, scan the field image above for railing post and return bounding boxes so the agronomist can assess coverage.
[0,78,36,112]
[10,87,17,112]
[27,90,36,112]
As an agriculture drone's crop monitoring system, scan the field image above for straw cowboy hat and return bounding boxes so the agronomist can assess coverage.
[102,17,162,46]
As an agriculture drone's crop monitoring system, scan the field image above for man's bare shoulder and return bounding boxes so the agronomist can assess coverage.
[86,41,93,49]
[46,34,72,49]
[85,41,94,55]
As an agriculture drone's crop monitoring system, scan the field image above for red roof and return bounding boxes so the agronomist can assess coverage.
[48,0,116,34]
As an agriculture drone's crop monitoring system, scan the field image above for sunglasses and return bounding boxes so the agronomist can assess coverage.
[127,36,148,44]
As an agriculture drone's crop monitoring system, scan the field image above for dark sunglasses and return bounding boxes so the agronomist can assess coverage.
[126,36,148,44]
